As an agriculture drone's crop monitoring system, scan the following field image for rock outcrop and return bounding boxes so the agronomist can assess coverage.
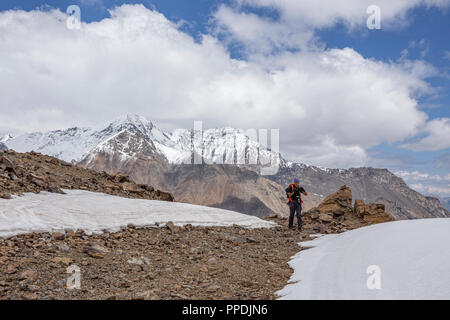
[0,143,7,151]
[0,149,173,202]
[304,185,394,230]
[353,200,393,224]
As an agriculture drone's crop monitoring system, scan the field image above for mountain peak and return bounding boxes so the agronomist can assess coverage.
[0,134,13,143]
[110,114,155,128]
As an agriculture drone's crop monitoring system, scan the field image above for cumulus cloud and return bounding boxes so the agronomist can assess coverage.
[0,4,442,168]
[395,170,450,182]
[410,183,450,197]
[401,118,450,151]
[214,0,450,52]
[396,170,450,197]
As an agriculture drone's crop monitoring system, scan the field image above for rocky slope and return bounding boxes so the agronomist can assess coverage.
[0,149,173,202]
[0,187,385,300]
[0,224,300,300]
[4,114,447,219]
[0,155,393,300]
[270,163,449,220]
[162,164,321,218]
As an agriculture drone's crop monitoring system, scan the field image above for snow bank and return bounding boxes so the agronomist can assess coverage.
[0,190,275,238]
[278,219,450,300]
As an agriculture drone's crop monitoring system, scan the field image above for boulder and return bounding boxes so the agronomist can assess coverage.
[52,232,65,240]
[0,192,11,199]
[84,243,109,259]
[353,200,393,224]
[354,199,365,218]
[319,213,333,223]
[0,156,15,173]
[19,270,38,282]
[156,190,174,202]
[122,182,144,193]
[114,173,130,183]
[305,185,353,222]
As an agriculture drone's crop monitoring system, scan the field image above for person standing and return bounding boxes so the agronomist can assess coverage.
[286,178,308,230]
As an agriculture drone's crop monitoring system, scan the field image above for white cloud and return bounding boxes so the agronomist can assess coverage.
[396,170,450,197]
[0,4,442,168]
[410,183,450,197]
[395,170,450,182]
[401,118,450,151]
[214,0,450,52]
[400,39,430,59]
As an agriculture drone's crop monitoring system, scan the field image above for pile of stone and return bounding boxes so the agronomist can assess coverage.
[0,149,173,202]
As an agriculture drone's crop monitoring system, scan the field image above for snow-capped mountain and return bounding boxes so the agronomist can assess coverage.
[5,115,173,163]
[0,134,13,143]
[4,114,279,168]
[3,114,448,219]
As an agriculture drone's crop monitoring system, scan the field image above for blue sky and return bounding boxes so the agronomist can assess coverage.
[0,0,449,197]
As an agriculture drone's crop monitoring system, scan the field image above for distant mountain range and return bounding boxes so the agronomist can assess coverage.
[3,114,449,219]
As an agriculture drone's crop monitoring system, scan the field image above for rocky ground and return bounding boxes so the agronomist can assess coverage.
[0,207,386,300]
[0,149,173,201]
[0,222,303,300]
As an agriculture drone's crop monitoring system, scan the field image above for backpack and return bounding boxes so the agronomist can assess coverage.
[285,184,303,203]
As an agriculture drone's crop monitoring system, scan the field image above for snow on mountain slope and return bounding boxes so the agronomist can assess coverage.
[4,114,279,166]
[170,127,279,166]
[5,127,97,163]
[0,134,13,143]
[277,218,450,300]
[0,189,275,238]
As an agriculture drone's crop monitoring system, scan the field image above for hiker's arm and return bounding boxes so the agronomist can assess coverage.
[302,191,308,196]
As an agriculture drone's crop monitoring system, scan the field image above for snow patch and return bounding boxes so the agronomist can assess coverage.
[278,219,450,300]
[0,190,275,238]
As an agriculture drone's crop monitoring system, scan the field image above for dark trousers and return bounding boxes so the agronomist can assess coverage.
[289,201,302,230]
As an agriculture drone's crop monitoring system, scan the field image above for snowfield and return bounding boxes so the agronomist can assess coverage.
[0,190,275,238]
[278,218,450,300]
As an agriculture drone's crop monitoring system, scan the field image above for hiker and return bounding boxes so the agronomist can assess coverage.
[286,178,307,230]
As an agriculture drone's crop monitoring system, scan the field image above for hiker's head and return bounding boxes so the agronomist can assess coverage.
[294,178,300,187]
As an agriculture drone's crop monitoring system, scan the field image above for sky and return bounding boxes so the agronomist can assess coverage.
[0,0,449,198]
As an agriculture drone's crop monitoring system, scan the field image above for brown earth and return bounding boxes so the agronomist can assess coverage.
[0,205,387,300]
[0,149,173,202]
[0,223,302,300]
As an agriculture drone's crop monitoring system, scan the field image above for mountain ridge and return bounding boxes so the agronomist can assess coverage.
[4,114,448,219]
